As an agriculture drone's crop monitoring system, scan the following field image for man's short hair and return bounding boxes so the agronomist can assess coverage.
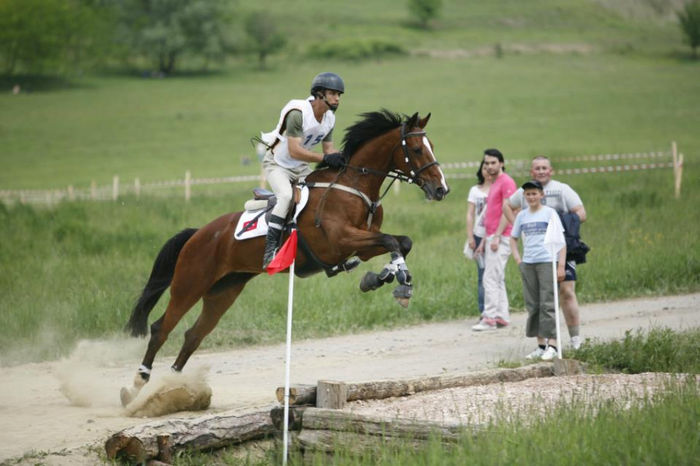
[484,148,504,163]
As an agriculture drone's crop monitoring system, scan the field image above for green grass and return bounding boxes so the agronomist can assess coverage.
[0,0,699,364]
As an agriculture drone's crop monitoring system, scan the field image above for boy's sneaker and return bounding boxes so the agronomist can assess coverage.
[541,346,558,361]
[525,347,545,360]
[571,335,582,350]
[471,318,497,331]
[495,317,510,328]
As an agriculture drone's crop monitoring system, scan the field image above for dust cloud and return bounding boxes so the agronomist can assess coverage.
[56,337,145,408]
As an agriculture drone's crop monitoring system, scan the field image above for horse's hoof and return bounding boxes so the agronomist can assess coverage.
[394,297,410,308]
[360,272,380,292]
[120,386,135,407]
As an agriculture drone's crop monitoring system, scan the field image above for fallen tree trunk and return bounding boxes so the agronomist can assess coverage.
[296,408,480,455]
[105,410,275,463]
[278,363,553,406]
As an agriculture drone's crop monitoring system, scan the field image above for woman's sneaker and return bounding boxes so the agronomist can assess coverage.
[541,346,558,361]
[525,347,545,360]
[471,318,497,331]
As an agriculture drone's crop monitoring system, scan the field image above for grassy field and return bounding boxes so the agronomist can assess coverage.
[0,0,699,364]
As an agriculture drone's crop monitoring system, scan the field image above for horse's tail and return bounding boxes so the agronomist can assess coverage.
[125,228,198,337]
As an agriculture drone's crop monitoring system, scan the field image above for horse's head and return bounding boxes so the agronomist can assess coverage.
[394,112,449,201]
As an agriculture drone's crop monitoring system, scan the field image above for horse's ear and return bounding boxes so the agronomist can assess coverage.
[407,112,419,128]
[418,113,431,128]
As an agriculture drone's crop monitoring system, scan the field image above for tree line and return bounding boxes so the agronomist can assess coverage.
[0,0,449,76]
[0,0,287,75]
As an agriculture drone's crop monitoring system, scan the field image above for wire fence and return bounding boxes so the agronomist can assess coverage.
[0,148,683,205]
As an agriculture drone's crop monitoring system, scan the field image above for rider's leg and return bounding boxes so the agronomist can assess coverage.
[263,167,293,269]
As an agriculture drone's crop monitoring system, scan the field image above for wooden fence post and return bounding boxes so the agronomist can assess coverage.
[185,170,191,202]
[134,178,141,198]
[91,180,97,200]
[671,142,683,198]
[67,185,75,201]
[112,176,119,201]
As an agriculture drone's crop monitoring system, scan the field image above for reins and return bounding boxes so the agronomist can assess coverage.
[307,122,438,229]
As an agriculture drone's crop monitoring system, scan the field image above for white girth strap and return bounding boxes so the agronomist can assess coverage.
[309,182,379,229]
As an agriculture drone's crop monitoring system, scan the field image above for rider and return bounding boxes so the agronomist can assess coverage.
[259,72,346,270]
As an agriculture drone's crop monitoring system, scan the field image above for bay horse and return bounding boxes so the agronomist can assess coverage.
[120,109,449,406]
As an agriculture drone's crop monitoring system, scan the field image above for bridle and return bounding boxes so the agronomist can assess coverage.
[344,122,439,187]
[308,121,440,228]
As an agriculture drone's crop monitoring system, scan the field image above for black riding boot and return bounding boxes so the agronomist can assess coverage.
[262,215,285,269]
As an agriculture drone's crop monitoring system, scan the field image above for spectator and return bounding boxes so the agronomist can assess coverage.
[509,180,567,361]
[503,156,587,349]
[464,160,492,316]
[472,149,517,331]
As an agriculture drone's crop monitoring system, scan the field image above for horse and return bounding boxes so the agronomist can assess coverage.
[120,109,449,406]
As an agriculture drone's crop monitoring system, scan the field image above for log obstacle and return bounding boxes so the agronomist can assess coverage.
[106,363,574,463]
[105,411,275,463]
[276,363,556,406]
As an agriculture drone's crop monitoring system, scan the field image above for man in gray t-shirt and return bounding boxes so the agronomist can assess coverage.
[503,156,587,349]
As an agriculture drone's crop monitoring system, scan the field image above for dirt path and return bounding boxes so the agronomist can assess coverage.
[0,293,697,465]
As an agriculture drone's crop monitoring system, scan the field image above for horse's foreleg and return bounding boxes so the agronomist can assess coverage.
[337,230,414,306]
[171,273,255,372]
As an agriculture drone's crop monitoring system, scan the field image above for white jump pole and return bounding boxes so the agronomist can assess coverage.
[282,259,295,465]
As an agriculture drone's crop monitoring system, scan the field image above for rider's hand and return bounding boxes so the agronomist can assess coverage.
[323,152,345,169]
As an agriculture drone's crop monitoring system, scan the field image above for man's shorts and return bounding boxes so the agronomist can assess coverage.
[564,260,577,282]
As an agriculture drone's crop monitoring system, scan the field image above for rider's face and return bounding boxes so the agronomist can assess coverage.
[323,90,341,110]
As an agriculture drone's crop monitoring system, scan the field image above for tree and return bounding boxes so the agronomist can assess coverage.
[407,0,442,30]
[244,11,285,69]
[677,0,700,58]
[114,0,234,74]
[0,0,102,75]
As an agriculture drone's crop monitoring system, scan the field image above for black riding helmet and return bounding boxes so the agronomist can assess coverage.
[310,72,345,97]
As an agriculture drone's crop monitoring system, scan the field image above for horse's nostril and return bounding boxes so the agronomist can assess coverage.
[435,187,446,200]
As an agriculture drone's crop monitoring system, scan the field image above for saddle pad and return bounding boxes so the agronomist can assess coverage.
[234,185,310,240]
[234,210,269,240]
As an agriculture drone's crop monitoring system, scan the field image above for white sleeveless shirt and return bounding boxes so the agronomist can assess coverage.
[260,97,335,169]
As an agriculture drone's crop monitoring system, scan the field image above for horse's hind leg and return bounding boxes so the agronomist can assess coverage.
[120,287,205,406]
[172,273,256,372]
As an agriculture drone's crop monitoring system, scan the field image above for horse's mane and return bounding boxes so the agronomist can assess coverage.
[342,109,404,158]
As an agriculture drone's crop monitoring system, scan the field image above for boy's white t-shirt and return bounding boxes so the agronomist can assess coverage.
[511,205,564,263]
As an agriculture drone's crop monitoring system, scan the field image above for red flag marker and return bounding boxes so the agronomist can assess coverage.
[266,229,298,275]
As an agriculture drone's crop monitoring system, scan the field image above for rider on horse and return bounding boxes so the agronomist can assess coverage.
[259,72,347,270]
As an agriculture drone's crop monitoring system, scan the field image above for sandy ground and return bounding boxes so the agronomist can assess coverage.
[0,293,697,465]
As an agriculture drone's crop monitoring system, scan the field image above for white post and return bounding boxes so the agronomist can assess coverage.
[282,259,295,466]
[134,178,141,198]
[185,170,191,202]
[671,141,678,198]
[67,185,74,201]
[112,175,119,201]
[553,260,562,360]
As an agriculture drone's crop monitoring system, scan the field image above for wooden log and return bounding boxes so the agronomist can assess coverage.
[345,363,553,402]
[301,408,473,441]
[270,406,306,431]
[275,384,316,405]
[105,410,275,463]
[297,428,427,455]
[277,364,553,406]
[316,380,347,409]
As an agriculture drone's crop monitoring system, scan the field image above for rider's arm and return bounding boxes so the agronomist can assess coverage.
[285,110,324,163]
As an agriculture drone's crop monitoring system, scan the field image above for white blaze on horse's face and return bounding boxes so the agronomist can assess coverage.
[422,136,449,196]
